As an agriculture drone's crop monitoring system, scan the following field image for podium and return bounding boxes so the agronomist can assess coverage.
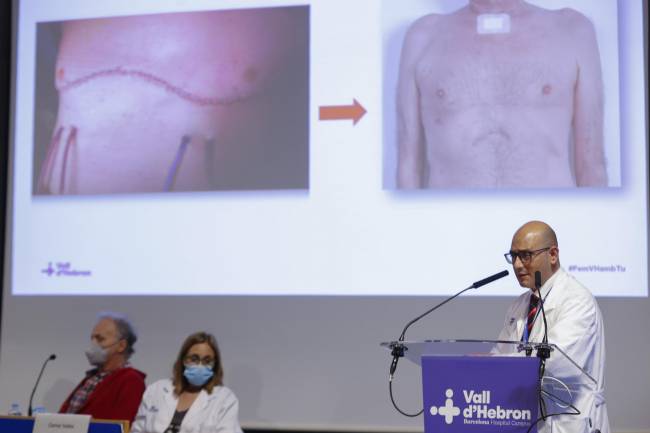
[0,415,129,433]
[381,339,598,433]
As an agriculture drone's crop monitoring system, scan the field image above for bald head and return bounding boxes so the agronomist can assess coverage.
[510,221,560,290]
[512,221,558,249]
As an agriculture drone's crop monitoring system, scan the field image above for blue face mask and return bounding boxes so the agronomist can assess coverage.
[183,365,214,387]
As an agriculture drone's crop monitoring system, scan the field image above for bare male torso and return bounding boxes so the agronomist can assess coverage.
[397,1,607,188]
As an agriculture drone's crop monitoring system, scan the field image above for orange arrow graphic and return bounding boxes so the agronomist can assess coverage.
[319,99,367,125]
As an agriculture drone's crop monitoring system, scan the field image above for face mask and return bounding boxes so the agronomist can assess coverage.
[183,365,214,387]
[85,341,109,366]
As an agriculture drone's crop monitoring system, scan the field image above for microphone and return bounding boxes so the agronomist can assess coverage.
[389,270,509,378]
[473,270,510,289]
[534,271,542,291]
[28,354,56,416]
[534,271,551,359]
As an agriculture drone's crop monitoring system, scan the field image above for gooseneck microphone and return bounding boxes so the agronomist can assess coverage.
[533,273,553,423]
[388,270,509,417]
[28,353,56,416]
[534,271,551,358]
[472,270,511,290]
[395,270,510,346]
[528,273,580,433]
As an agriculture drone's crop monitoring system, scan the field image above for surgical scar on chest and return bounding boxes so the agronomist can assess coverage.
[56,66,253,106]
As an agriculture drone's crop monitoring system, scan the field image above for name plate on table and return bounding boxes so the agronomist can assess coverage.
[33,413,91,433]
[422,356,539,433]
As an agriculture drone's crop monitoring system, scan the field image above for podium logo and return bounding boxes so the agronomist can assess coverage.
[429,389,461,424]
[429,388,532,427]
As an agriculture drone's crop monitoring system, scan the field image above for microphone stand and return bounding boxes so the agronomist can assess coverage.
[533,272,552,422]
[28,354,56,416]
[388,284,479,417]
[528,271,581,433]
[389,284,475,380]
[533,271,552,361]
[388,270,509,417]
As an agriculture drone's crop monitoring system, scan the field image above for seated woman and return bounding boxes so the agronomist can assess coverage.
[131,332,242,433]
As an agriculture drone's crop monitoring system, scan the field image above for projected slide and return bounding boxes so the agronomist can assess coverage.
[383,1,618,189]
[8,0,648,296]
[32,6,309,195]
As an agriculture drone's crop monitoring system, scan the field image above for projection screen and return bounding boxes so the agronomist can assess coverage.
[2,0,648,431]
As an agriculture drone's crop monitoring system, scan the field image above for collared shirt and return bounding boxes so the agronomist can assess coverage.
[521,270,558,342]
[66,365,129,414]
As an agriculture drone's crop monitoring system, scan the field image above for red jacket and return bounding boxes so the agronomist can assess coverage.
[59,367,146,423]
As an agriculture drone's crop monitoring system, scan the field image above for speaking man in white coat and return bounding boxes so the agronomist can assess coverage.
[497,221,609,433]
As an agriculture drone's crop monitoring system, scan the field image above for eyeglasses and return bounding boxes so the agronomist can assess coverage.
[504,247,551,265]
[183,355,215,367]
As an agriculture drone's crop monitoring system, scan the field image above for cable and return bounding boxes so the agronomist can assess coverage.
[389,376,423,417]
[525,402,581,433]
[541,376,573,408]
[537,358,547,419]
[526,377,582,433]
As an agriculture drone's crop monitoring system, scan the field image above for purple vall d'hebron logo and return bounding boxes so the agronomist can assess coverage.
[422,356,539,433]
[41,262,92,277]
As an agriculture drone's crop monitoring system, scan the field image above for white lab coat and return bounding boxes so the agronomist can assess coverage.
[130,379,243,433]
[496,268,609,433]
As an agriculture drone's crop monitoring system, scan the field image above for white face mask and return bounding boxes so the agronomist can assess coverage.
[85,340,119,366]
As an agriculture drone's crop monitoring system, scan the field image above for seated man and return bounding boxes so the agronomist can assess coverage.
[59,312,146,423]
[397,0,608,188]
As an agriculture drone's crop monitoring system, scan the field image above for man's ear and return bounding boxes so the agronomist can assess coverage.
[116,339,128,354]
[549,246,560,265]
